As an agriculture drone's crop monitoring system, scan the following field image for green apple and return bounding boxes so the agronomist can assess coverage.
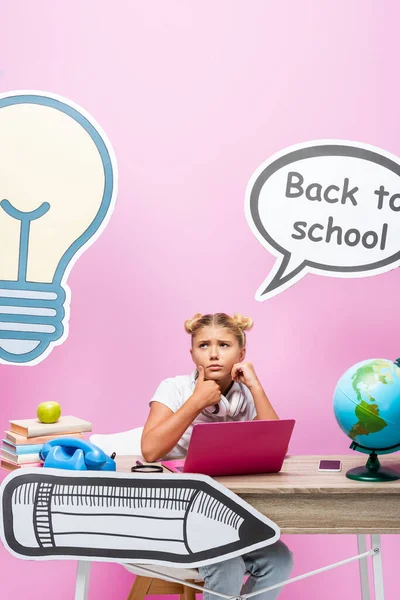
[37,401,61,424]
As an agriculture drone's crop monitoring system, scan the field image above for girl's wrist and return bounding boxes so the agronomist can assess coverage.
[247,379,263,392]
[189,392,206,413]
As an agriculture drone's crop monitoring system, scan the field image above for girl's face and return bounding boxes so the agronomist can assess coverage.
[190,326,245,381]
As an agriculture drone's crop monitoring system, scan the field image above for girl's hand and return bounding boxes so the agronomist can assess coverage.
[231,362,261,390]
[192,366,221,409]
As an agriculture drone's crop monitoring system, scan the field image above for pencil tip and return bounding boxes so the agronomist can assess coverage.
[239,516,276,545]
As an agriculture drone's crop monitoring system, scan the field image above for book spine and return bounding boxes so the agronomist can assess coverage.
[10,422,92,438]
[1,460,43,471]
[5,431,84,445]
[1,449,41,464]
[9,424,26,436]
[2,441,44,454]
[1,460,18,471]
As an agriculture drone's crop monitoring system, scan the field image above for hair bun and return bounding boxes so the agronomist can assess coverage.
[232,313,253,331]
[184,313,203,334]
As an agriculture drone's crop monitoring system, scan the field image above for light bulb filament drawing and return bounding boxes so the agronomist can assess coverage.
[0,199,61,353]
[1,199,51,281]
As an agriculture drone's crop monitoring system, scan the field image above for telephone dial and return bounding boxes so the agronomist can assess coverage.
[39,438,116,471]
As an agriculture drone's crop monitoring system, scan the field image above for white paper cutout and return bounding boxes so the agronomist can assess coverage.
[0,468,279,568]
[245,140,400,300]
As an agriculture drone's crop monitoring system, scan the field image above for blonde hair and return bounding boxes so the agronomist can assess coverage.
[184,313,253,348]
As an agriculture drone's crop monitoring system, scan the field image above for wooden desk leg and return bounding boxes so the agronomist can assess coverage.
[357,535,370,600]
[75,560,91,600]
[371,534,385,600]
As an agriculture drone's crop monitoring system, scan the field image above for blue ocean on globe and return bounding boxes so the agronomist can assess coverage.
[333,358,400,453]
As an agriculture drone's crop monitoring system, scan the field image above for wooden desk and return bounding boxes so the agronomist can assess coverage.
[117,454,400,599]
[116,454,400,534]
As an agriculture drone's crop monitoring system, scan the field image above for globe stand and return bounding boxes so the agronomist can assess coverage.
[346,450,400,482]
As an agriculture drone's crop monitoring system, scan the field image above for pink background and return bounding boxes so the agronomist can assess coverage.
[1,1,399,598]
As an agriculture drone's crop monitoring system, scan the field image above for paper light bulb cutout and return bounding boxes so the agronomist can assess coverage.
[0,92,117,365]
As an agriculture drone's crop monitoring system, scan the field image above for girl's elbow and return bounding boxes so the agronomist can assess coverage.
[141,440,159,463]
[142,450,160,463]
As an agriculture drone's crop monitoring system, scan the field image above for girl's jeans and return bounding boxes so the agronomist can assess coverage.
[199,541,294,600]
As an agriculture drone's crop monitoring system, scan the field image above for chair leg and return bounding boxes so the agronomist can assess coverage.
[182,580,198,600]
[126,575,153,600]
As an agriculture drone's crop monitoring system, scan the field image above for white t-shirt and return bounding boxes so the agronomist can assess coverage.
[150,372,257,459]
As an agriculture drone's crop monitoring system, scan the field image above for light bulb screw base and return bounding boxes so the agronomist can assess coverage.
[0,280,66,363]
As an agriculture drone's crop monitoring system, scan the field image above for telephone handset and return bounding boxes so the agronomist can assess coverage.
[40,438,116,471]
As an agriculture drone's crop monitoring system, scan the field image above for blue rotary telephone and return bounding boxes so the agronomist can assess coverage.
[40,438,116,471]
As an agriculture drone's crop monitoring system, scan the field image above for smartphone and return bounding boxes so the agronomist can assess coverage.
[318,459,342,472]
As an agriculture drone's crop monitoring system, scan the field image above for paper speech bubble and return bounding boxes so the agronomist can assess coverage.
[245,140,400,300]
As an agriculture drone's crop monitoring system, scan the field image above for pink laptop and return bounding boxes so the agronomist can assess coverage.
[162,419,295,477]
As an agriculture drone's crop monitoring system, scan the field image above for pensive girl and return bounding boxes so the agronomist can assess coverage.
[141,312,293,600]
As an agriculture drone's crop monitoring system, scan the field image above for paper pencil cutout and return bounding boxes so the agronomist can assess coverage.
[0,468,279,568]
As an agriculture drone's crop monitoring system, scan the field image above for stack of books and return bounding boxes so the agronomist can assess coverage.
[1,415,92,472]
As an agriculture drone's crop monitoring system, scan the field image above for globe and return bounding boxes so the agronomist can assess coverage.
[333,358,400,481]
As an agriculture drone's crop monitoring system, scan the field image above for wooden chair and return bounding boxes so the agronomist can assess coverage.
[90,428,204,600]
[126,574,204,600]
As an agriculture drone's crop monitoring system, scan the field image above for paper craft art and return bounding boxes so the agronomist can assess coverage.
[0,91,117,365]
[0,468,279,568]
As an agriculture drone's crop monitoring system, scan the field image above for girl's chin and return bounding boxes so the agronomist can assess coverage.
[206,371,228,379]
